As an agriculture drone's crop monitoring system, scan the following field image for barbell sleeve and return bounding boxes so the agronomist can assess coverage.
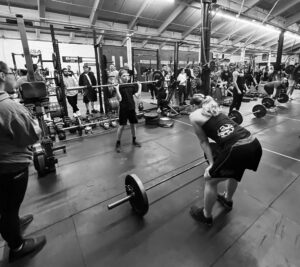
[107,194,134,210]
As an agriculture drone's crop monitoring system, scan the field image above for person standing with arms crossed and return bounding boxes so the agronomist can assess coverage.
[115,69,142,153]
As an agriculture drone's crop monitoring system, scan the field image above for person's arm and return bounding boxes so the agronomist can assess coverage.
[190,116,214,166]
[7,105,41,147]
[232,71,241,94]
[115,84,122,102]
[134,82,142,98]
[78,74,83,86]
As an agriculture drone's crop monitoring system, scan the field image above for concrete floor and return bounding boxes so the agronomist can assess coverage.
[1,92,300,267]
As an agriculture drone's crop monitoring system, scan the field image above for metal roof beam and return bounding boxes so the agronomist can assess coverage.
[158,4,187,35]
[268,0,300,20]
[90,0,104,26]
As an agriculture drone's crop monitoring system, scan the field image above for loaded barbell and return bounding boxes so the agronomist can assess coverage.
[261,93,289,109]
[229,104,267,125]
[107,159,208,216]
[66,80,161,92]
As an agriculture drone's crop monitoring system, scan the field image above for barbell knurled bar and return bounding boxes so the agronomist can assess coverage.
[229,104,267,125]
[107,159,208,216]
[66,80,159,92]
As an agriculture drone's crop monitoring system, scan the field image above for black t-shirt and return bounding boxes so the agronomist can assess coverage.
[119,84,138,110]
[202,113,250,149]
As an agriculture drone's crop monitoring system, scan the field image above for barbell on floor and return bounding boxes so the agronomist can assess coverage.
[261,93,289,109]
[229,104,267,125]
[107,159,208,216]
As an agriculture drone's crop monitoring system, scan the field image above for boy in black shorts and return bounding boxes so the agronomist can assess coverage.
[115,69,142,153]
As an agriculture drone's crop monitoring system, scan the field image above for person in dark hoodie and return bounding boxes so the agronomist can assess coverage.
[0,61,46,263]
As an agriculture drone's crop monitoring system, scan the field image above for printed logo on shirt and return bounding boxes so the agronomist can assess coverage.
[217,124,234,138]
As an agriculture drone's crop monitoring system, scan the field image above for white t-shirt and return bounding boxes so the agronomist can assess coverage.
[177,73,187,86]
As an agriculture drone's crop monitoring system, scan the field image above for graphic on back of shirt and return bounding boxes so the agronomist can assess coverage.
[217,124,234,138]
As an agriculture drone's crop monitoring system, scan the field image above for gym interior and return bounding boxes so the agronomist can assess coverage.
[0,0,300,266]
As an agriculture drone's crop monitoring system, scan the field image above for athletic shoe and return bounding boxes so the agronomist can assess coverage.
[20,214,33,228]
[76,110,81,116]
[9,236,47,263]
[91,109,98,114]
[132,140,142,147]
[217,193,233,211]
[73,113,78,118]
[189,206,213,226]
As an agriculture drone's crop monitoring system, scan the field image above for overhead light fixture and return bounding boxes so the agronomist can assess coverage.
[216,12,280,34]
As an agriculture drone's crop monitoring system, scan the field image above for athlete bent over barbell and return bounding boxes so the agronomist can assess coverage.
[263,78,288,100]
[189,95,262,226]
[115,69,142,153]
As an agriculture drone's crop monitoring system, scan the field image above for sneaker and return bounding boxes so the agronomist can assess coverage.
[133,140,141,147]
[76,110,81,116]
[20,214,33,228]
[9,236,47,263]
[73,113,78,118]
[217,193,233,211]
[91,109,98,114]
[190,206,213,226]
[115,143,121,153]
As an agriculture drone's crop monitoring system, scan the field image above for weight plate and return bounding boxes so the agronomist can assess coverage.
[229,110,243,125]
[262,97,275,109]
[144,112,159,119]
[56,87,63,102]
[33,153,46,176]
[277,93,289,103]
[252,104,266,118]
[125,174,149,216]
[158,117,174,128]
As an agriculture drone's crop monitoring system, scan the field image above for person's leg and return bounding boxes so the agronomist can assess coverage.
[224,179,238,201]
[203,178,228,217]
[91,101,95,110]
[229,90,238,114]
[178,85,183,105]
[129,110,141,147]
[235,93,243,111]
[67,95,78,114]
[0,169,28,249]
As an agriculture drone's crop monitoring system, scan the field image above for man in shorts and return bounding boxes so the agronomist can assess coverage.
[115,69,142,153]
[189,94,262,226]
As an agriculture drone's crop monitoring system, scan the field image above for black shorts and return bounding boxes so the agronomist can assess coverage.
[119,109,138,125]
[207,138,262,181]
[83,86,97,103]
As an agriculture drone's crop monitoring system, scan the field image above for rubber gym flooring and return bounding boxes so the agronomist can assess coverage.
[1,92,300,267]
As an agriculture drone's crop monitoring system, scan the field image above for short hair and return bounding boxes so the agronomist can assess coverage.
[0,61,8,84]
[119,69,129,77]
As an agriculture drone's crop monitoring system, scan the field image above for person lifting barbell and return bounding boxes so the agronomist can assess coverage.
[115,69,142,153]
[263,78,289,107]
[189,94,262,226]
